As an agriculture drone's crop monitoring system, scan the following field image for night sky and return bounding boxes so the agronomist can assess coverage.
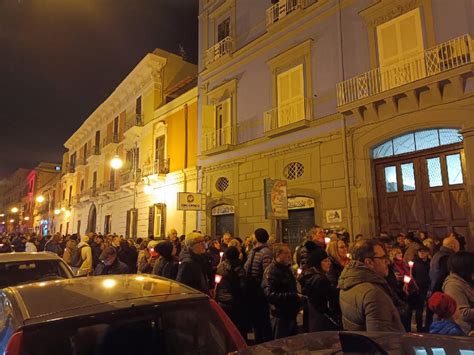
[0,0,198,178]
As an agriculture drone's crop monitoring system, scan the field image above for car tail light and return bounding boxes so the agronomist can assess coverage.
[5,330,23,355]
[209,299,247,351]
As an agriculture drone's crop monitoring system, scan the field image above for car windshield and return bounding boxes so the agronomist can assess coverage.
[0,260,71,288]
[21,299,235,355]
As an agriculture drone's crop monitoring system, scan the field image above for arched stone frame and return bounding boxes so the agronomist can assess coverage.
[350,108,474,240]
[206,197,237,238]
[286,187,319,225]
[86,203,97,233]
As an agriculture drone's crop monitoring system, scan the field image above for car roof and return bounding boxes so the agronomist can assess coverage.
[4,274,204,326]
[0,252,63,262]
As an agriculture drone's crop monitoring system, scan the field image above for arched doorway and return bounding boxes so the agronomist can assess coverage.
[372,128,469,240]
[282,196,315,250]
[211,204,235,240]
[86,204,97,233]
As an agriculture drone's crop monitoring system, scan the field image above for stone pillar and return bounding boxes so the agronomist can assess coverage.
[460,127,474,251]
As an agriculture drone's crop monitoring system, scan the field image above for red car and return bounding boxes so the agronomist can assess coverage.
[1,274,246,354]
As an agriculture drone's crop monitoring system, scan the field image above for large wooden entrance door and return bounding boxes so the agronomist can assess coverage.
[374,143,468,239]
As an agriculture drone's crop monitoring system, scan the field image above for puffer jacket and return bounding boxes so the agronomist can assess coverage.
[176,247,210,294]
[262,260,300,319]
[429,320,465,336]
[216,259,246,306]
[244,244,272,283]
[443,273,474,334]
[429,246,455,293]
[338,261,405,332]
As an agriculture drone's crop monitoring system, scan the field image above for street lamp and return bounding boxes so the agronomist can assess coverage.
[110,155,123,170]
[36,195,45,203]
[11,207,18,213]
[24,216,30,221]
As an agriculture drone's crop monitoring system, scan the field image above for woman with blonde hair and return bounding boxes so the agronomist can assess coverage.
[326,239,349,287]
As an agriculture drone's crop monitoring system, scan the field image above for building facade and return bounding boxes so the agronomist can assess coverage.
[198,0,474,249]
[55,49,199,238]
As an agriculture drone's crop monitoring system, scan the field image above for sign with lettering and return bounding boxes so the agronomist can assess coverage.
[264,179,288,219]
[326,209,342,223]
[288,196,315,210]
[177,192,202,211]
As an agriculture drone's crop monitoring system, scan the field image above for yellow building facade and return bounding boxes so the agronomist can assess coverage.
[54,49,198,237]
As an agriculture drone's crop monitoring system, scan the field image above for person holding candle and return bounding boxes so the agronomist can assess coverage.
[412,245,432,332]
[404,232,423,263]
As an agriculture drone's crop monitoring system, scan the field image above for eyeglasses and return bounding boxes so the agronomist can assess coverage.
[371,254,388,261]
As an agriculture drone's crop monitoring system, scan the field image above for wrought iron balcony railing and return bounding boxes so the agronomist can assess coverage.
[142,159,170,177]
[205,36,234,66]
[266,0,305,27]
[263,97,313,132]
[336,34,473,107]
[202,126,234,152]
[124,114,144,132]
[103,133,120,147]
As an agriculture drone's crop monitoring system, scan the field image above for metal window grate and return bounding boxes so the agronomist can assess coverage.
[284,162,305,180]
[216,177,230,192]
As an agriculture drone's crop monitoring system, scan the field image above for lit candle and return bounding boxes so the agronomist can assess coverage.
[324,237,331,245]
[403,275,411,284]
[219,251,224,260]
[408,261,414,268]
[297,268,302,276]
[346,253,351,259]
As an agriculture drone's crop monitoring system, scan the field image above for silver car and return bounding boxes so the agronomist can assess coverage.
[0,252,74,288]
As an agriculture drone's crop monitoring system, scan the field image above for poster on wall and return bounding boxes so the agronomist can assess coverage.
[264,178,289,220]
[177,192,203,211]
[326,209,342,223]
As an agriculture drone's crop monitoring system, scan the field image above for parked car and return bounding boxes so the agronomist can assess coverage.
[237,331,474,354]
[0,252,74,288]
[0,274,246,354]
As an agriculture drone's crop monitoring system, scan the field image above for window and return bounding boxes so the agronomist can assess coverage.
[284,162,305,180]
[77,220,81,234]
[83,143,88,162]
[446,154,463,185]
[401,163,416,191]
[215,99,232,146]
[104,215,112,235]
[217,17,230,42]
[148,204,166,238]
[80,179,84,192]
[68,186,72,205]
[372,129,463,159]
[126,209,138,238]
[136,96,142,115]
[426,157,443,187]
[277,64,305,126]
[215,177,230,192]
[66,222,69,235]
[95,131,101,154]
[385,166,398,192]
[109,169,116,191]
[155,135,165,163]
[113,116,119,138]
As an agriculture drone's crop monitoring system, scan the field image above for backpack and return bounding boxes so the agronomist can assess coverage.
[70,245,85,268]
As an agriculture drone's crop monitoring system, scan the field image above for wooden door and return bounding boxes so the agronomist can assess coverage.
[374,143,468,239]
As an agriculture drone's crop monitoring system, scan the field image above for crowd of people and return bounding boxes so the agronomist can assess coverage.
[0,227,472,343]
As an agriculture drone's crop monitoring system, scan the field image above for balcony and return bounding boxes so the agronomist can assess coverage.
[124,114,144,132]
[103,133,120,148]
[120,169,138,186]
[263,97,314,136]
[336,34,473,112]
[266,0,305,27]
[205,36,234,66]
[62,163,75,175]
[142,159,170,177]
[201,126,235,155]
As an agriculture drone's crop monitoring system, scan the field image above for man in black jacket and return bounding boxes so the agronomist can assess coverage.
[429,235,460,293]
[93,246,129,276]
[412,246,431,332]
[176,232,210,294]
[262,243,300,339]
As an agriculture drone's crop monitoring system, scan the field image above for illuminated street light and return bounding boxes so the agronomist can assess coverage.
[9,219,14,223]
[24,216,30,221]
[11,207,19,213]
[36,195,45,203]
[65,210,71,218]
[144,184,153,195]
[54,209,61,215]
[0,213,4,217]
[110,155,123,170]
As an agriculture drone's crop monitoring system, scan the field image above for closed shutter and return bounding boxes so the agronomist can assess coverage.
[216,98,232,145]
[377,8,425,89]
[125,210,131,238]
[132,209,138,238]
[155,136,165,163]
[202,104,216,150]
[277,64,305,126]
[148,206,155,237]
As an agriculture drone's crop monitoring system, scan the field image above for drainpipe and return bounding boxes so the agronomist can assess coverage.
[337,0,354,238]
[182,104,189,234]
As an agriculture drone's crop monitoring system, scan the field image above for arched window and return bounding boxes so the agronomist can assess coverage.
[372,128,463,159]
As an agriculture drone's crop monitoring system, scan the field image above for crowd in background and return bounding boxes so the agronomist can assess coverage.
[0,226,472,343]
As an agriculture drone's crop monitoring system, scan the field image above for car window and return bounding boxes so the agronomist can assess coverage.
[0,260,70,288]
[20,299,234,355]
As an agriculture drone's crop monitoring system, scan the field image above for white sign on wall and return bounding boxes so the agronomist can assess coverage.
[177,192,203,211]
[326,209,342,223]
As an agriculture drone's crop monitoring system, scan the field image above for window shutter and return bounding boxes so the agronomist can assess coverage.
[290,64,304,121]
[148,206,155,238]
[221,98,232,144]
[125,210,131,238]
[277,64,304,125]
[132,209,138,239]
[202,104,216,150]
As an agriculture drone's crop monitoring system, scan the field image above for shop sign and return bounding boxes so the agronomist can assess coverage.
[211,204,235,216]
[264,178,288,220]
[177,192,203,211]
[326,209,342,223]
[288,196,315,210]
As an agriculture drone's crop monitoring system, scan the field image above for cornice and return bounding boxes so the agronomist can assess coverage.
[360,0,423,28]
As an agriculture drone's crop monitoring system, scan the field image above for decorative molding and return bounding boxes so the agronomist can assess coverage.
[361,0,422,28]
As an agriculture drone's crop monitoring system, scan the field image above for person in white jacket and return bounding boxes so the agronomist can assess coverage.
[76,234,93,276]
[25,236,37,252]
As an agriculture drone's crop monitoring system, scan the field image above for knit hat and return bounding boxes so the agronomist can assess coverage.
[307,248,329,269]
[81,235,89,243]
[428,292,457,319]
[185,231,205,247]
[155,240,173,259]
[254,228,269,243]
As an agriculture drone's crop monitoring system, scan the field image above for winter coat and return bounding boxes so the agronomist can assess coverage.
[25,242,37,253]
[262,260,300,319]
[90,241,103,269]
[44,239,63,256]
[403,242,421,263]
[443,273,474,334]
[216,259,246,307]
[412,257,430,294]
[429,320,466,336]
[137,249,157,274]
[244,244,272,283]
[62,239,77,265]
[299,267,340,331]
[338,261,405,332]
[176,248,210,294]
[93,258,129,276]
[430,246,455,293]
[152,257,178,280]
[76,241,93,275]
[207,246,221,273]
[327,257,344,289]
[118,245,138,274]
